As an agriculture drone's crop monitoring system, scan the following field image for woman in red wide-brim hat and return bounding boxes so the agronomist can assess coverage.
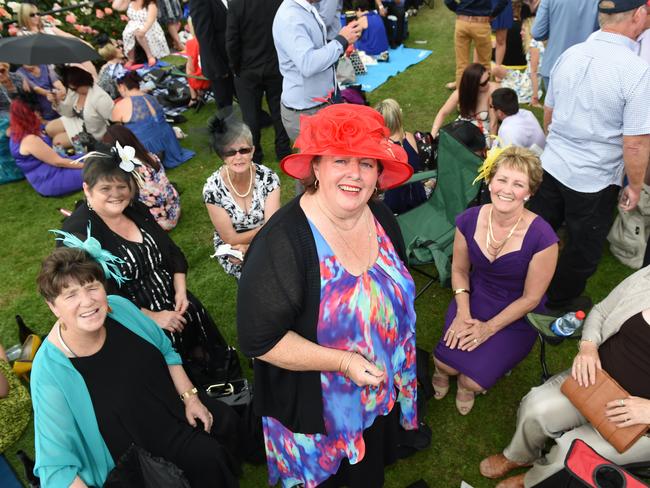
[237,103,422,487]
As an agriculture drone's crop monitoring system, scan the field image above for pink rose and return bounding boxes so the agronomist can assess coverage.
[120,14,128,21]
[53,3,62,9]
[65,13,77,23]
[73,23,83,32]
[104,7,113,14]
[7,23,17,36]
[0,8,10,19]
[96,8,105,18]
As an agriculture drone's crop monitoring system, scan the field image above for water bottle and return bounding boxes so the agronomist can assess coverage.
[550,310,586,337]
[71,135,84,155]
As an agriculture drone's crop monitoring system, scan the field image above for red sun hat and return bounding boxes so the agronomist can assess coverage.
[280,104,413,190]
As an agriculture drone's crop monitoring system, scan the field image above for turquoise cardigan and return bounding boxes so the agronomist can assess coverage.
[31,295,182,488]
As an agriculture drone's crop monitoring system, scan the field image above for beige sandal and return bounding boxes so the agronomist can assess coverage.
[431,367,450,400]
[455,386,476,415]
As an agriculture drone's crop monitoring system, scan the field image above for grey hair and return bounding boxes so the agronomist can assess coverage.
[598,8,635,27]
[211,122,254,158]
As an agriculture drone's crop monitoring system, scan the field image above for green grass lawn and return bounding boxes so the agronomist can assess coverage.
[0,5,635,487]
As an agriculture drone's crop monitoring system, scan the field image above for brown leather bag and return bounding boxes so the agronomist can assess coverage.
[561,369,648,453]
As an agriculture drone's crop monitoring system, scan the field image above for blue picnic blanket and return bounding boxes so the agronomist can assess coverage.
[356,45,432,92]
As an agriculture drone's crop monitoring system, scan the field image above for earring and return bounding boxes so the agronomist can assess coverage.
[374,186,379,195]
[59,319,66,331]
[314,178,319,189]
[524,196,530,202]
[87,199,93,211]
[488,185,492,192]
[107,305,113,314]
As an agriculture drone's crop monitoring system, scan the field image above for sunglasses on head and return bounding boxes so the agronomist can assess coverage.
[222,147,252,157]
[29,12,40,17]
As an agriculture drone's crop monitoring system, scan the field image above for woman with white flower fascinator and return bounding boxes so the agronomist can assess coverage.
[103,124,180,231]
[57,144,233,379]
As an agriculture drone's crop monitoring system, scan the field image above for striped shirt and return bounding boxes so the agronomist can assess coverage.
[542,30,650,193]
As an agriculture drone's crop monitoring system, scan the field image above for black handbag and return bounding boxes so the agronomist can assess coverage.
[104,445,191,488]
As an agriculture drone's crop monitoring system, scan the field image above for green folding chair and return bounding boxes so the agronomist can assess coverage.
[397,129,483,297]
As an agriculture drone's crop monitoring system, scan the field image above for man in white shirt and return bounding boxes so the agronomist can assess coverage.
[491,87,545,151]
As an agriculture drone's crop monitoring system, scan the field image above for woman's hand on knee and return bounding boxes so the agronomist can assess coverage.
[150,310,187,333]
[571,341,601,387]
[606,396,650,428]
[346,353,386,388]
[184,396,214,433]
[444,313,472,349]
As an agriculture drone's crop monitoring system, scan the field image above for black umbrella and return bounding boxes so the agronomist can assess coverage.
[0,33,100,65]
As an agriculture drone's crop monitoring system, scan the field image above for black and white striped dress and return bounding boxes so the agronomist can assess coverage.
[114,227,221,356]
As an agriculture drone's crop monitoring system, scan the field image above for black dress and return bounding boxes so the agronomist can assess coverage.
[70,317,239,488]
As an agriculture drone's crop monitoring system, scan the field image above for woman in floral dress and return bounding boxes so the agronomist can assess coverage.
[203,120,280,279]
[113,0,170,66]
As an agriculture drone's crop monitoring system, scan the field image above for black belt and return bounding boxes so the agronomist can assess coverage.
[282,102,327,113]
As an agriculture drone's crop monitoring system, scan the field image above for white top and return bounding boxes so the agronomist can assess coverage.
[543,30,650,192]
[498,109,546,151]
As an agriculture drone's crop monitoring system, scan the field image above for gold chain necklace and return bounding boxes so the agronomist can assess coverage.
[486,206,522,257]
[315,196,374,271]
[225,163,254,198]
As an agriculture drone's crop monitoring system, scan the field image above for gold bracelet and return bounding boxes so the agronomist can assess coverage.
[453,288,470,296]
[343,352,355,378]
[180,387,198,400]
[338,352,347,373]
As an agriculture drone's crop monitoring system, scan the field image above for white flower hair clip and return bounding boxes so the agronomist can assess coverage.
[113,142,144,187]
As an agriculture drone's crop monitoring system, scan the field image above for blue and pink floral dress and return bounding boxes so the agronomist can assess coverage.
[261,217,418,488]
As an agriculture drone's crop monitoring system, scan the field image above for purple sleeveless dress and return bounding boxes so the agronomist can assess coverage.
[434,205,558,389]
[9,136,83,197]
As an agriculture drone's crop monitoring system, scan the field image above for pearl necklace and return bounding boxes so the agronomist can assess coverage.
[315,196,374,272]
[225,163,254,198]
[486,206,522,257]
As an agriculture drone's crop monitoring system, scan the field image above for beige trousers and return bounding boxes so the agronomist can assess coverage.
[502,370,650,487]
[454,19,492,86]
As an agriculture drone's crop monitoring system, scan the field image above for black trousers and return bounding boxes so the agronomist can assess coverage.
[528,171,619,306]
[382,3,406,48]
[234,65,291,163]
[211,74,235,109]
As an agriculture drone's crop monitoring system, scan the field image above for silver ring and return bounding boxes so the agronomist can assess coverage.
[619,399,625,407]
[473,338,478,344]
[449,330,455,335]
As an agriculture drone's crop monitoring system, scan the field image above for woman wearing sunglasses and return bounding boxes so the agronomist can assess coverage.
[431,63,500,143]
[203,117,280,279]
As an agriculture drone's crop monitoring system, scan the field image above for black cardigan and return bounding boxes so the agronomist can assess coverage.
[59,201,188,296]
[237,196,407,434]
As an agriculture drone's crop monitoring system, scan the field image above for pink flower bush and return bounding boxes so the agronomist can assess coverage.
[65,13,77,24]
[104,7,113,15]
[96,9,105,19]
[120,14,128,21]
[7,23,17,36]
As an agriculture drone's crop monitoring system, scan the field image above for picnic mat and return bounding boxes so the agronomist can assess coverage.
[355,45,432,92]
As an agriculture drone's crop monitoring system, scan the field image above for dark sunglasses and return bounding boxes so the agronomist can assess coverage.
[479,78,489,87]
[222,147,252,157]
[29,12,40,17]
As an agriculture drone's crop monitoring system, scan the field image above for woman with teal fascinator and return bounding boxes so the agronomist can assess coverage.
[30,241,240,487]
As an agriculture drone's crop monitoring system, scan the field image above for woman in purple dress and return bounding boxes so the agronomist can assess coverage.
[9,97,83,197]
[432,146,558,415]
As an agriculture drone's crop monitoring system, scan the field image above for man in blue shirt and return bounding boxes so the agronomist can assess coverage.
[444,0,509,88]
[273,0,361,141]
[529,0,650,313]
[532,0,599,89]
